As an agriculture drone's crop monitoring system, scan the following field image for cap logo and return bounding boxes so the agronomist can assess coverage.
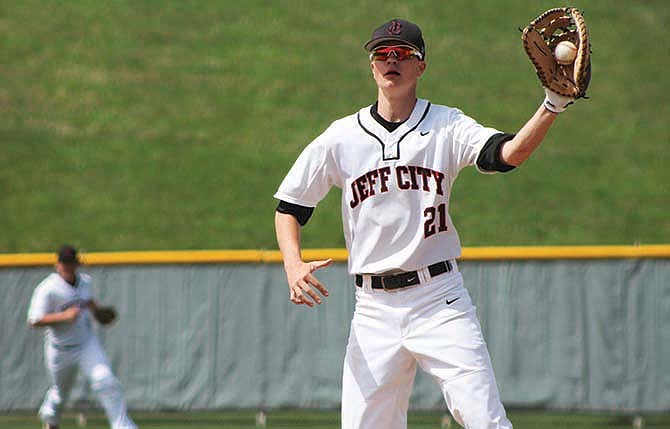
[386,20,403,35]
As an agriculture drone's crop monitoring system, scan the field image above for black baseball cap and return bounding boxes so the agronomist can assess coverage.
[364,19,425,59]
[57,244,79,264]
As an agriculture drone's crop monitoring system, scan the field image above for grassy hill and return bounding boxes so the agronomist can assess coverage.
[1,0,668,252]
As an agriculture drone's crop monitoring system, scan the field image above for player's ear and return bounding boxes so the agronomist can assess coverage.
[417,61,426,77]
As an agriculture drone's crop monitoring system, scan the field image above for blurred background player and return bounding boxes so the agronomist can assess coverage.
[274,18,572,429]
[27,245,137,429]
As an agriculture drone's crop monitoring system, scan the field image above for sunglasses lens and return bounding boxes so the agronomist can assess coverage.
[371,47,419,61]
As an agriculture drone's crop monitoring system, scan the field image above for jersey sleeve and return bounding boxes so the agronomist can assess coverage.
[448,109,503,176]
[27,281,51,324]
[274,130,339,207]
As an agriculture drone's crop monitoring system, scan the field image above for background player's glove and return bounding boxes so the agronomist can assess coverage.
[94,306,117,325]
[522,7,591,112]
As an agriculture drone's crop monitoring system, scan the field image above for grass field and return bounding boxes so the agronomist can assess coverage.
[3,410,670,429]
[2,1,669,252]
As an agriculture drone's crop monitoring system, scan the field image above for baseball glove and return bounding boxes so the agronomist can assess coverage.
[522,7,591,100]
[94,306,117,325]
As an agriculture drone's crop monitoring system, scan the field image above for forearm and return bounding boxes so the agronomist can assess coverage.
[501,104,557,167]
[275,211,304,268]
[31,312,73,327]
[274,210,331,306]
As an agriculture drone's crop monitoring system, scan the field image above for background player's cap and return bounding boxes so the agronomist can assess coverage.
[57,244,79,264]
[364,19,425,59]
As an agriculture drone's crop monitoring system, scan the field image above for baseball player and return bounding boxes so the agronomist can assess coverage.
[27,245,137,429]
[275,19,577,429]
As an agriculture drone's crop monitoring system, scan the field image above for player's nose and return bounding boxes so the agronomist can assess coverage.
[386,55,398,64]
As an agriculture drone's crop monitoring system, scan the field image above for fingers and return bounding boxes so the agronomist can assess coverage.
[290,289,306,305]
[309,258,333,272]
[286,259,332,308]
[289,274,329,307]
[291,279,323,307]
[306,272,329,298]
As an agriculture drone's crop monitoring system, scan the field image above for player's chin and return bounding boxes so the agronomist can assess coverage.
[379,78,402,89]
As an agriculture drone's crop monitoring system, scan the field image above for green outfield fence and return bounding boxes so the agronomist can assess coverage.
[2,245,669,412]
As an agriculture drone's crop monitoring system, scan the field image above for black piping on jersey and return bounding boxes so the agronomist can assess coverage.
[370,102,406,132]
[357,102,432,161]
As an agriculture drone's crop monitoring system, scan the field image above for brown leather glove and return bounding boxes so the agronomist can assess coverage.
[94,306,117,325]
[522,7,591,111]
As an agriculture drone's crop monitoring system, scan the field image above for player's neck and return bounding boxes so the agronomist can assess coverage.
[58,272,78,287]
[376,89,417,123]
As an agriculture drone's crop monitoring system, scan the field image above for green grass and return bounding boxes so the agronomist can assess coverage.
[1,1,669,252]
[2,410,670,429]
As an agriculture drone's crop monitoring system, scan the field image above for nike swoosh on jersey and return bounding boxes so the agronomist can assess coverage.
[446,297,460,305]
[420,130,430,136]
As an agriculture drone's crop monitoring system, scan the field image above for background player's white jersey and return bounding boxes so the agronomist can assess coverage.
[27,273,94,346]
[275,98,502,275]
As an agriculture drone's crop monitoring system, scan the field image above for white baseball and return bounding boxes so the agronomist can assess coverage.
[554,41,578,65]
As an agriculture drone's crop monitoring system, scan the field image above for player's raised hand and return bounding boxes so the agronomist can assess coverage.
[285,259,332,307]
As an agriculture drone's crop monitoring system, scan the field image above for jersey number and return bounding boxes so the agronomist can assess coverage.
[424,203,448,238]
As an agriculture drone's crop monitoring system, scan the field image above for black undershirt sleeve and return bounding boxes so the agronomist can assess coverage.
[476,132,517,173]
[276,200,315,226]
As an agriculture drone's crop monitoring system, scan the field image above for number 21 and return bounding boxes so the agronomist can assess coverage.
[424,203,448,238]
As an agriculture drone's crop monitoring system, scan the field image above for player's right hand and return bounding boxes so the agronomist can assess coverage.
[62,306,81,322]
[285,259,332,307]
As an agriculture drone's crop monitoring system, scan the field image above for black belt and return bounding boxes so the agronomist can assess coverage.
[355,260,453,291]
[53,343,82,350]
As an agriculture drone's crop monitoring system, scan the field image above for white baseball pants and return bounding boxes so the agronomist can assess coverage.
[39,336,137,429]
[341,269,512,429]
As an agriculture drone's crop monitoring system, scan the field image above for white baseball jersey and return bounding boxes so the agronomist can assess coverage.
[275,98,502,274]
[27,273,94,347]
[29,272,138,429]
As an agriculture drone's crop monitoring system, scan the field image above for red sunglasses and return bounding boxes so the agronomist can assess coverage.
[369,45,423,62]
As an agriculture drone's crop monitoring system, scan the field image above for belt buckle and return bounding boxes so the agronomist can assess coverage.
[382,272,418,291]
[381,275,400,291]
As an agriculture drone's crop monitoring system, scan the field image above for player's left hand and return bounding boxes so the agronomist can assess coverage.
[522,7,591,111]
[543,87,575,113]
[285,259,332,307]
[93,306,117,325]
